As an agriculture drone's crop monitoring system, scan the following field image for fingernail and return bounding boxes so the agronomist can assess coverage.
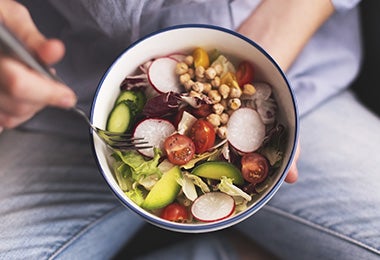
[59,93,77,108]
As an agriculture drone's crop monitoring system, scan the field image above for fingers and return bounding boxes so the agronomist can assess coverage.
[285,141,301,184]
[0,57,77,128]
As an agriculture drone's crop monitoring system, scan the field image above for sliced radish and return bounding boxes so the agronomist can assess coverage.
[227,108,265,153]
[148,57,183,94]
[168,53,187,62]
[191,192,235,222]
[133,118,175,157]
[253,82,272,100]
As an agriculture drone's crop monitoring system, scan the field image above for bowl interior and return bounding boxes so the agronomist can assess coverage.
[91,25,298,232]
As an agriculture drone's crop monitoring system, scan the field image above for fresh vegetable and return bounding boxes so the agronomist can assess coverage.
[115,90,146,112]
[189,119,216,154]
[148,57,183,93]
[142,92,181,118]
[192,161,244,185]
[241,153,269,184]
[133,118,175,157]
[191,192,235,222]
[227,107,265,153]
[236,61,254,87]
[164,133,196,165]
[107,47,288,224]
[142,166,181,210]
[218,176,252,201]
[192,47,209,68]
[106,101,132,133]
[160,202,189,222]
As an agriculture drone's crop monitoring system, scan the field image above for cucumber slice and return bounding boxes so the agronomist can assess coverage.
[106,102,131,133]
[115,90,146,112]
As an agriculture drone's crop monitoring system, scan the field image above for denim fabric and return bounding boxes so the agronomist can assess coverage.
[236,90,380,259]
[2,1,377,259]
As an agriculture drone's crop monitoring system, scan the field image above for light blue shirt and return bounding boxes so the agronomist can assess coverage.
[19,0,362,134]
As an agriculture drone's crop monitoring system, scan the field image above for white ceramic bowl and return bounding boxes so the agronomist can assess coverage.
[90,24,299,233]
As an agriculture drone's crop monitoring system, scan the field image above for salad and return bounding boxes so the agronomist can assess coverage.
[106,47,287,223]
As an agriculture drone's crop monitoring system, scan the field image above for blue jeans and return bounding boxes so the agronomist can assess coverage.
[0,90,379,259]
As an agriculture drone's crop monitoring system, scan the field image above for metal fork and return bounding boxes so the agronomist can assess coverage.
[0,22,151,151]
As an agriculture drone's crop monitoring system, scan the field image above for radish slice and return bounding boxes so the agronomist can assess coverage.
[191,192,235,222]
[168,53,187,62]
[148,57,183,94]
[253,82,272,100]
[133,118,175,157]
[227,108,265,153]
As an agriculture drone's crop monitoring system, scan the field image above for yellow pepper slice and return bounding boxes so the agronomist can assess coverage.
[192,47,210,68]
[220,72,240,88]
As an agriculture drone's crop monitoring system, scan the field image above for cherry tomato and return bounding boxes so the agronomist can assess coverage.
[189,119,216,154]
[160,203,189,222]
[241,153,269,184]
[236,61,254,87]
[164,133,195,165]
[188,104,212,118]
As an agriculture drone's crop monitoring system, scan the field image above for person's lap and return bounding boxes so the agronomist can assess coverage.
[0,89,379,259]
[0,128,144,259]
[235,90,380,259]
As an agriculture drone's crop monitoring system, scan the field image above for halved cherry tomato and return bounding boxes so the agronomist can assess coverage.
[189,119,216,154]
[164,133,195,165]
[188,103,212,118]
[236,61,254,87]
[241,153,269,184]
[160,203,189,222]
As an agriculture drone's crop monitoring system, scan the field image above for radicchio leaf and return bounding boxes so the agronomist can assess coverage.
[142,92,181,117]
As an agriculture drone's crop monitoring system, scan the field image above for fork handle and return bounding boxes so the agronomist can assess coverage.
[0,22,63,83]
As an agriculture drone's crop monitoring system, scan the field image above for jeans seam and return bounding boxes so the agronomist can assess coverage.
[263,205,380,256]
[48,205,125,260]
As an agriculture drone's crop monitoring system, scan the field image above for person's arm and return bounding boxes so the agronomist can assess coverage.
[0,0,76,130]
[237,0,334,72]
[237,0,335,183]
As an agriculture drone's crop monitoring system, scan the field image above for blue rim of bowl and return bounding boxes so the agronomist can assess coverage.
[90,24,299,233]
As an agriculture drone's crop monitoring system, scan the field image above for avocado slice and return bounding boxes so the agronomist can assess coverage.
[142,166,181,210]
[192,161,244,185]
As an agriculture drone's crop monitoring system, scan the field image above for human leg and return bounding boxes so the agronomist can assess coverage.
[0,129,144,259]
[236,90,380,259]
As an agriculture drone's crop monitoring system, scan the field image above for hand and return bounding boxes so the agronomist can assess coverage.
[0,0,77,131]
[236,0,334,183]
[284,142,300,183]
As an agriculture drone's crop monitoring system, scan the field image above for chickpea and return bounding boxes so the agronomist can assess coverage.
[211,76,221,88]
[208,90,222,104]
[220,113,229,125]
[243,83,256,96]
[212,64,223,75]
[183,79,195,91]
[195,66,205,79]
[205,67,217,80]
[175,62,188,75]
[228,98,241,110]
[217,126,228,139]
[213,103,225,115]
[184,55,194,66]
[192,81,204,93]
[207,113,221,127]
[218,84,230,99]
[202,82,212,93]
[229,86,242,98]
[179,73,191,85]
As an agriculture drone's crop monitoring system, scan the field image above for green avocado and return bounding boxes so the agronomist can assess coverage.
[192,161,244,185]
[142,166,181,210]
